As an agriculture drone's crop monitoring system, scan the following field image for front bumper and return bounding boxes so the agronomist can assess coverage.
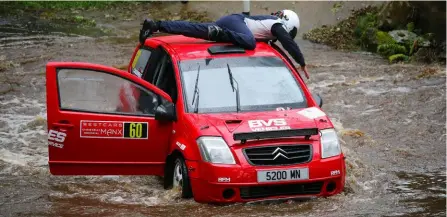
[187,154,346,203]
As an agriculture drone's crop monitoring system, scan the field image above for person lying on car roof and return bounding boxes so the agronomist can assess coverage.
[139,9,309,77]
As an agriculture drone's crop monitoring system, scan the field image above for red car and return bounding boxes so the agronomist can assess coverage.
[46,35,346,203]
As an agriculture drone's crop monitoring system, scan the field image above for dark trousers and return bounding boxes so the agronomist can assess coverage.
[159,14,256,50]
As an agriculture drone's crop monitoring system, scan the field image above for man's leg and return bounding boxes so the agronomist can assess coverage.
[159,21,215,39]
[214,14,256,50]
[140,17,256,50]
[140,19,215,43]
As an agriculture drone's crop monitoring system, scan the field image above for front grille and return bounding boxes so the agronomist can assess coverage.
[240,182,323,199]
[243,145,312,166]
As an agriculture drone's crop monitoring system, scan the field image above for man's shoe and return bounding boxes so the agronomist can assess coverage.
[142,19,159,32]
[208,25,230,42]
[139,29,151,44]
[139,19,159,44]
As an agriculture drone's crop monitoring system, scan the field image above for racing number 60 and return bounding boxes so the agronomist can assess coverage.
[124,122,147,139]
[129,123,142,138]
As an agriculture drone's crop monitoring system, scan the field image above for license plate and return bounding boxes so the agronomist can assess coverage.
[257,168,309,183]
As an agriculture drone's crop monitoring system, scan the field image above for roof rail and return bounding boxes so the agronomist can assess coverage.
[207,45,246,55]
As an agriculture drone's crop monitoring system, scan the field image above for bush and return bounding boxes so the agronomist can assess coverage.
[360,27,378,51]
[354,13,378,38]
[389,54,409,63]
[377,43,407,57]
[407,22,415,32]
[360,29,397,52]
[302,5,380,51]
[376,31,395,44]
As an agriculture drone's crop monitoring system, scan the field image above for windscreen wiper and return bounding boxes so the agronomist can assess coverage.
[226,64,241,112]
[191,65,200,113]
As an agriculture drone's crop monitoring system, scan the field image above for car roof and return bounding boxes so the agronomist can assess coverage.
[149,35,278,60]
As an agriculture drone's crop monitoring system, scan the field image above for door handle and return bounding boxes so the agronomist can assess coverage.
[53,123,74,129]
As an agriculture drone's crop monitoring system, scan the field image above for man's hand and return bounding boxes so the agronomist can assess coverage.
[299,66,310,79]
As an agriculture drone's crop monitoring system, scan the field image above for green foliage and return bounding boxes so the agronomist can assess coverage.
[389,54,409,63]
[360,27,378,51]
[406,22,415,32]
[359,28,397,52]
[331,2,344,14]
[302,5,380,51]
[377,43,407,57]
[67,15,96,27]
[354,12,378,38]
[376,31,396,44]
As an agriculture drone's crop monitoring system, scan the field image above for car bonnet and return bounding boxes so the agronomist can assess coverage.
[185,107,334,146]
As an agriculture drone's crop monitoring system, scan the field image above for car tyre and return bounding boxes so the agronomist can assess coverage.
[172,156,193,198]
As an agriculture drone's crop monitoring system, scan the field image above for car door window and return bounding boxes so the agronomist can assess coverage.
[151,53,167,84]
[57,68,162,116]
[141,46,164,84]
[155,56,178,103]
[130,48,152,78]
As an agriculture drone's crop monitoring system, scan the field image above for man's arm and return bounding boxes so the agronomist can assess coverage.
[271,23,305,67]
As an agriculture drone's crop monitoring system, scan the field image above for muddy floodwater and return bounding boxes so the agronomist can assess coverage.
[0,2,445,217]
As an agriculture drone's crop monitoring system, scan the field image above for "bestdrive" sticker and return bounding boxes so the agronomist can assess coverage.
[80,120,148,139]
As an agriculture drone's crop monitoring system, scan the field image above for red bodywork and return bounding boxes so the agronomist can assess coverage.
[46,35,346,203]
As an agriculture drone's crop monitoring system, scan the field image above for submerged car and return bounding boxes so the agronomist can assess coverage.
[46,35,346,203]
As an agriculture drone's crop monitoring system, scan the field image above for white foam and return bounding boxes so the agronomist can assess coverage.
[0,149,29,167]
[0,96,48,172]
[391,87,412,93]
[350,86,387,96]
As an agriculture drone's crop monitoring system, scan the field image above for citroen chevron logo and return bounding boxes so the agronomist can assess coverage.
[273,152,290,160]
[272,147,290,160]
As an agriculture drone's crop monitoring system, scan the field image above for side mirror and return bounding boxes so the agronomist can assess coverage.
[312,93,323,108]
[154,102,177,122]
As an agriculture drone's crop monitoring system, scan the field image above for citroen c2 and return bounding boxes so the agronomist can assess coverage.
[46,35,346,203]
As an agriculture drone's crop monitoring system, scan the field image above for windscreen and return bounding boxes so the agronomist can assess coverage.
[180,56,307,113]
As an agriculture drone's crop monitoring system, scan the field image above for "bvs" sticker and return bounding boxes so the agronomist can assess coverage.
[247,119,291,132]
[248,118,287,128]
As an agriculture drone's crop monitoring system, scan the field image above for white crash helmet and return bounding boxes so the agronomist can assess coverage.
[273,9,300,33]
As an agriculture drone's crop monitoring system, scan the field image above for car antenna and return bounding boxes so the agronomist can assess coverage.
[191,64,200,113]
[226,64,240,112]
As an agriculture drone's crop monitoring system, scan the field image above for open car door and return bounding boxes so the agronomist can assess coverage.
[46,62,174,175]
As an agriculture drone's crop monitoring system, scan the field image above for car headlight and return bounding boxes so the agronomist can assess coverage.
[197,137,236,164]
[320,129,341,159]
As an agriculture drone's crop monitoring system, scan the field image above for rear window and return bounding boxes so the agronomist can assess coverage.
[130,48,151,78]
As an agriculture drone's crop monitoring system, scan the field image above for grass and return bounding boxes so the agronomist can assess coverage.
[341,129,365,138]
[0,1,143,15]
[4,1,122,10]
[415,67,439,79]
[0,60,15,72]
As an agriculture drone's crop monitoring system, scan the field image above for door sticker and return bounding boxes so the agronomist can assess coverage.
[48,129,67,148]
[80,120,148,139]
[123,122,148,139]
[176,141,186,150]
